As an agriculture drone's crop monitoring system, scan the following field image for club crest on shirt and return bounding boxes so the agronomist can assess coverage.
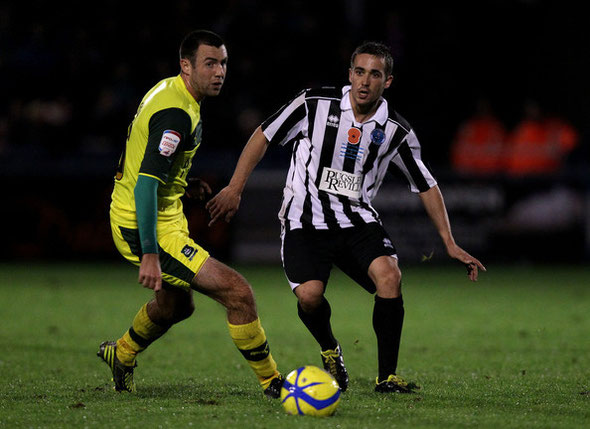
[159,130,181,157]
[371,128,385,145]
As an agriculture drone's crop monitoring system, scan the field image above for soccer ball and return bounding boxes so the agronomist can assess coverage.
[280,365,341,416]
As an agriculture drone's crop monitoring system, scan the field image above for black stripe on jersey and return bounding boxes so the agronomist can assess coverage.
[300,146,316,225]
[341,123,370,226]
[396,141,430,192]
[358,199,381,223]
[300,98,319,225]
[290,138,302,184]
[280,134,298,231]
[391,111,412,132]
[262,104,288,130]
[311,99,341,229]
[268,104,306,146]
[375,122,408,174]
[262,89,306,128]
[337,195,365,225]
[357,122,388,219]
[362,122,388,192]
[282,195,295,231]
[364,122,408,191]
[362,122,386,176]
[342,125,362,173]
[306,94,318,138]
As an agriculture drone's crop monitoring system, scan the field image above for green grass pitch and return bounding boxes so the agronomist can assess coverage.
[0,262,589,428]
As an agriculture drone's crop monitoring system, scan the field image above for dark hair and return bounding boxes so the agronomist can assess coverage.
[350,41,394,76]
[179,30,225,65]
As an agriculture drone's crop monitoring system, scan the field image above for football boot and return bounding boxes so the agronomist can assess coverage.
[263,373,285,399]
[320,344,349,392]
[375,374,420,393]
[97,341,136,392]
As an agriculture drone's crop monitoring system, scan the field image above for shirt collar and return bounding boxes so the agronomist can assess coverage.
[340,85,389,126]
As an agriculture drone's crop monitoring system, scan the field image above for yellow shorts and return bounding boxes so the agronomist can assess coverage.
[111,215,210,289]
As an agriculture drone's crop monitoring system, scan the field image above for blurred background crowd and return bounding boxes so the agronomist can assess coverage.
[1,0,588,264]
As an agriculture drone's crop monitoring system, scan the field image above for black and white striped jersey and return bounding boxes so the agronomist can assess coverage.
[261,85,437,231]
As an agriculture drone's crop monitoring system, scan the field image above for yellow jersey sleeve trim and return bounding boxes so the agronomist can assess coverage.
[138,172,166,185]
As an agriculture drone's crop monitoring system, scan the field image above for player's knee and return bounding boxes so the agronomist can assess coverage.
[376,265,402,297]
[391,264,402,287]
[158,300,194,324]
[172,299,195,322]
[296,285,324,312]
[232,281,256,308]
[220,271,256,311]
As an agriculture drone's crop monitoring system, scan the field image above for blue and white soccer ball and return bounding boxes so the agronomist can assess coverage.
[280,365,341,416]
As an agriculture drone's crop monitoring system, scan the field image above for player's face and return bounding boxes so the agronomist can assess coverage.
[348,54,392,110]
[181,44,228,101]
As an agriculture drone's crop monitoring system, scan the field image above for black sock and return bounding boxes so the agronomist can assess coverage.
[373,295,404,381]
[297,297,338,351]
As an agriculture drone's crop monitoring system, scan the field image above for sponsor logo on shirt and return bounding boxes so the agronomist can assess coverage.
[159,130,181,157]
[319,167,363,199]
[327,114,340,128]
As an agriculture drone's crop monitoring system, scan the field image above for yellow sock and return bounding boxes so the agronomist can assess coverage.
[228,318,279,389]
[116,303,169,366]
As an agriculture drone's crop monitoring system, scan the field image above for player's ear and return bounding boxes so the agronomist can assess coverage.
[180,58,192,75]
[384,74,393,89]
[348,68,353,84]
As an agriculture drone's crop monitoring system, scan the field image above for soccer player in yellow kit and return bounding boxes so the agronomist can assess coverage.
[99,30,283,398]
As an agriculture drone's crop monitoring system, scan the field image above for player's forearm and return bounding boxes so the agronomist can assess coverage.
[419,185,456,248]
[228,126,270,194]
[134,175,160,254]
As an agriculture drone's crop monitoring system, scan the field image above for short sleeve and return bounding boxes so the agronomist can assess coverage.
[261,90,307,146]
[139,108,193,183]
[389,130,437,193]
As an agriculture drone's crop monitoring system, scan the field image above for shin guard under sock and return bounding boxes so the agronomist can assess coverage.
[297,297,338,351]
[373,295,404,381]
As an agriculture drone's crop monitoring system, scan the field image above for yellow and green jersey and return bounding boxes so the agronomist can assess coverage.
[110,75,202,228]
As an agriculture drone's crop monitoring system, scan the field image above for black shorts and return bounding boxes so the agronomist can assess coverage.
[280,222,397,293]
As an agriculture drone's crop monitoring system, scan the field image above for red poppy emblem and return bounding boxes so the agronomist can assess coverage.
[347,127,361,144]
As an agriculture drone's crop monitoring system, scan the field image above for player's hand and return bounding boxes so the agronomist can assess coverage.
[446,243,486,282]
[139,253,163,291]
[185,177,212,202]
[205,185,241,226]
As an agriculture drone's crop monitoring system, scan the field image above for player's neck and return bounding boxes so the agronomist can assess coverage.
[352,100,380,124]
[180,73,204,103]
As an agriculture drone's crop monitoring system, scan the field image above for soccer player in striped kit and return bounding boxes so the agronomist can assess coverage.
[208,41,485,393]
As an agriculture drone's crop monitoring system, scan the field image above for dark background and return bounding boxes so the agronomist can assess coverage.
[1,0,588,263]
